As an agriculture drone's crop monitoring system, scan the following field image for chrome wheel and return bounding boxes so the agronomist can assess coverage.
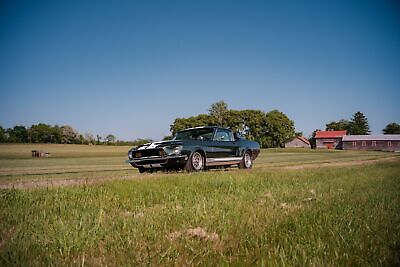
[244,152,252,168]
[191,152,204,171]
[239,151,253,169]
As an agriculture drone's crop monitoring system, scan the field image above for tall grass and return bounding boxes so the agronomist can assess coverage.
[1,161,399,266]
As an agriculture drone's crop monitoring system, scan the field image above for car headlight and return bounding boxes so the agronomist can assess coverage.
[128,151,133,159]
[164,145,182,155]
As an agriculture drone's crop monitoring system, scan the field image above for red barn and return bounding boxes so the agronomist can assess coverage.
[315,130,347,149]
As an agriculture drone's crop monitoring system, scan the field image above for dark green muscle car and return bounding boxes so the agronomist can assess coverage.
[127,126,260,173]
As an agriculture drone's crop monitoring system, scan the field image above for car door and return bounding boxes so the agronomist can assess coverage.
[194,128,215,158]
[211,129,240,161]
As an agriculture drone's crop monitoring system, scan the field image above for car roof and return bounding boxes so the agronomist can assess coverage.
[177,126,231,132]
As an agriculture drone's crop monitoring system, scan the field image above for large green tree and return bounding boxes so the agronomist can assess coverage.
[0,126,6,142]
[61,125,78,144]
[326,119,351,131]
[6,125,29,143]
[52,125,62,143]
[264,110,295,148]
[170,114,216,135]
[349,111,370,135]
[169,104,295,148]
[383,122,400,134]
[240,110,268,144]
[224,109,268,145]
[325,111,370,135]
[208,100,228,126]
[28,123,60,143]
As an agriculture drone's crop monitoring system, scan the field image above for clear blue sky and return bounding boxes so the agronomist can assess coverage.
[1,0,399,140]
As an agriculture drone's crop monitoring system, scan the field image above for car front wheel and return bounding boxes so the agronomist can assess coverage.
[239,151,253,169]
[185,151,205,172]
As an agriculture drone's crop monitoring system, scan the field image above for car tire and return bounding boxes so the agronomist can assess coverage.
[239,151,253,169]
[185,151,205,172]
[138,167,146,173]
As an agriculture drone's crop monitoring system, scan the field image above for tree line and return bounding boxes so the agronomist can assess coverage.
[169,102,399,148]
[325,111,370,135]
[168,101,296,148]
[1,103,398,148]
[0,123,152,146]
[306,112,400,148]
[323,112,399,135]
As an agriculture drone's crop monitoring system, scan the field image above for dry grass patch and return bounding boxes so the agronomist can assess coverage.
[168,227,220,244]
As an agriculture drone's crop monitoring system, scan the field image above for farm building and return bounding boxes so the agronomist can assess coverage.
[342,135,400,152]
[285,136,311,148]
[315,130,347,149]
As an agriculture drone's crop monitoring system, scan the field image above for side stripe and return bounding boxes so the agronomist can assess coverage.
[206,157,243,163]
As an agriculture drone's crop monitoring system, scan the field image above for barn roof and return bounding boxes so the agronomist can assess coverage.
[315,130,347,138]
[342,135,400,141]
[297,136,311,145]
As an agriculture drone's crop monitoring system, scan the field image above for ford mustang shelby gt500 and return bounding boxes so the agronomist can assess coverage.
[127,126,260,173]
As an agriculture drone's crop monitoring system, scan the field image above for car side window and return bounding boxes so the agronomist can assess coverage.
[215,129,233,142]
[194,129,214,141]
[199,131,213,141]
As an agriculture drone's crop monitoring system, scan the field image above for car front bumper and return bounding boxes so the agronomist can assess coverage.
[126,155,188,168]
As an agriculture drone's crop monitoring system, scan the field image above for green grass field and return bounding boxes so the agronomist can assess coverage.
[0,144,399,266]
[0,144,395,184]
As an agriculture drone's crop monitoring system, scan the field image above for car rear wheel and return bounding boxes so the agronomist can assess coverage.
[185,151,205,172]
[239,151,252,169]
[138,167,146,173]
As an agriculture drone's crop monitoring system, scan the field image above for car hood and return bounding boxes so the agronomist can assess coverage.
[132,140,183,151]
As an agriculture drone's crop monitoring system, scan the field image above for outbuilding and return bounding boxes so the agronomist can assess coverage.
[342,135,400,152]
[285,136,311,148]
[315,130,347,149]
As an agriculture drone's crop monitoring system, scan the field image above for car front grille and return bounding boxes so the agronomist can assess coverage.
[133,149,165,158]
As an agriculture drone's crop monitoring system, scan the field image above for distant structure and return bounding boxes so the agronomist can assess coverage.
[315,130,347,149]
[285,136,311,148]
[342,135,400,152]
[31,150,51,158]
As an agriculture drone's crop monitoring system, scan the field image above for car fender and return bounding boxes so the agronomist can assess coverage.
[181,145,206,158]
[190,146,207,157]
[239,147,250,157]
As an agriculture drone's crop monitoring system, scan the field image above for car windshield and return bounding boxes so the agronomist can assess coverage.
[174,128,214,141]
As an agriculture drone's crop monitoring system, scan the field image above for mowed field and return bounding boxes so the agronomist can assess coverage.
[0,144,399,266]
[0,144,396,185]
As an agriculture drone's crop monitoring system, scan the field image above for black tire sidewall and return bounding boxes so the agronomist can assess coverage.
[239,151,252,169]
[185,151,205,172]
